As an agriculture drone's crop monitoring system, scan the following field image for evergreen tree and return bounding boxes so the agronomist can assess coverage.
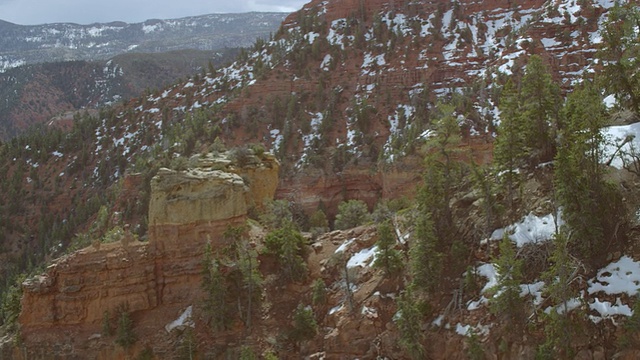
[598,2,640,112]
[489,235,524,332]
[494,79,524,217]
[419,102,463,241]
[290,304,318,344]
[519,55,561,164]
[263,224,308,282]
[334,199,371,230]
[236,239,262,330]
[396,290,426,359]
[409,213,442,295]
[260,199,294,230]
[115,304,136,349]
[555,81,625,261]
[538,231,578,358]
[470,162,502,236]
[202,242,233,330]
[373,221,403,276]
[311,279,327,308]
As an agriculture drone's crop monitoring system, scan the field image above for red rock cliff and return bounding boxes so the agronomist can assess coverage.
[17,152,279,358]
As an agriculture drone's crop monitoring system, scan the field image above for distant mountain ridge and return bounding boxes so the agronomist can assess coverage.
[0,12,289,72]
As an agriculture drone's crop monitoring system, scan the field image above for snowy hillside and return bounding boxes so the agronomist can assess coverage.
[0,12,288,72]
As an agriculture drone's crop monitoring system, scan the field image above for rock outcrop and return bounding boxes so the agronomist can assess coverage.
[18,151,278,358]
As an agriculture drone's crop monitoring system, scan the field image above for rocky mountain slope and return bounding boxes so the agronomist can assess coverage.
[0,13,288,72]
[0,48,240,139]
[1,0,640,358]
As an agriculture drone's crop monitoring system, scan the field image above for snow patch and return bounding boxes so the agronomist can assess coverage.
[588,256,640,296]
[165,306,194,333]
[347,246,378,268]
[491,211,563,247]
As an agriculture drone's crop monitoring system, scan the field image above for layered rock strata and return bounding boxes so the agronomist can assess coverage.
[18,152,278,357]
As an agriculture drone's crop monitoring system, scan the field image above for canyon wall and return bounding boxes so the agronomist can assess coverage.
[17,152,278,358]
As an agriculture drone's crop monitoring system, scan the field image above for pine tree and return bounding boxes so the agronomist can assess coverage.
[373,221,403,276]
[236,239,262,330]
[489,235,524,332]
[519,55,561,164]
[538,231,578,358]
[114,304,136,349]
[396,290,426,359]
[419,102,463,241]
[494,79,524,218]
[334,199,371,230]
[311,279,327,308]
[598,2,640,112]
[555,81,625,261]
[290,304,317,344]
[202,243,232,331]
[263,224,308,282]
[409,213,442,295]
[470,163,502,236]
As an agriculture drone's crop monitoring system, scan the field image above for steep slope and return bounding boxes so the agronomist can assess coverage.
[0,48,240,139]
[0,13,288,72]
[0,0,619,297]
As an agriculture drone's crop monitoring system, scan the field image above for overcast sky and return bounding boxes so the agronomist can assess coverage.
[0,0,308,25]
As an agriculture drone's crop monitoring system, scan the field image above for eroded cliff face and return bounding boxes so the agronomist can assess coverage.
[17,152,279,359]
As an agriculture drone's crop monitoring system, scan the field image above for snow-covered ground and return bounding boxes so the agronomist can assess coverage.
[602,122,640,169]
[490,211,563,247]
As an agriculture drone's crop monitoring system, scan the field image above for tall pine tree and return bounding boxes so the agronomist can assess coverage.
[555,81,626,261]
[598,2,640,112]
[519,55,561,164]
[494,79,524,218]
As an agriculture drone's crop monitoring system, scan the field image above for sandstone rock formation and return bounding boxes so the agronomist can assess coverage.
[18,152,278,358]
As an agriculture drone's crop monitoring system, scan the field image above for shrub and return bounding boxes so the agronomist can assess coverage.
[239,346,257,360]
[334,200,371,230]
[308,209,329,236]
[466,329,485,360]
[230,146,254,167]
[260,199,294,230]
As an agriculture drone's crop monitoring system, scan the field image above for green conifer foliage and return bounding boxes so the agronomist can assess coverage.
[494,79,524,217]
[263,224,308,282]
[396,290,426,359]
[373,221,403,277]
[537,231,580,359]
[419,102,462,242]
[519,55,561,164]
[202,243,233,331]
[409,213,442,295]
[334,200,371,230]
[598,2,640,112]
[290,304,318,344]
[489,235,525,332]
[555,81,626,261]
[115,304,136,349]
